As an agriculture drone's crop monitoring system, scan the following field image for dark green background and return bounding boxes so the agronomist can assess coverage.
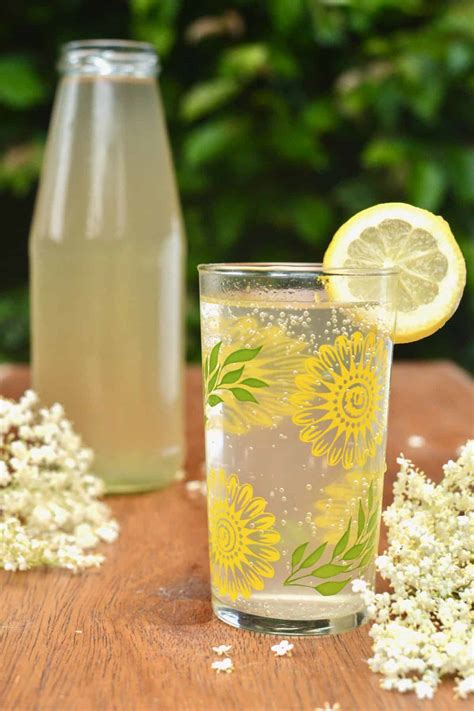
[1,0,473,367]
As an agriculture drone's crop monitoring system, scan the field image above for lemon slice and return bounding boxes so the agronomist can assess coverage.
[323,202,466,343]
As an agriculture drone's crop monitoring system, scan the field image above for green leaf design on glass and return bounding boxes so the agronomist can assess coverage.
[368,480,374,511]
[240,378,270,388]
[342,542,366,561]
[358,547,375,569]
[203,341,268,410]
[223,346,262,366]
[362,525,379,554]
[208,394,224,407]
[209,342,221,374]
[208,369,220,392]
[299,542,326,569]
[331,517,352,560]
[366,510,379,534]
[315,579,351,596]
[219,367,245,385]
[291,542,308,568]
[229,387,258,403]
[311,563,350,578]
[284,478,381,596]
[357,500,365,538]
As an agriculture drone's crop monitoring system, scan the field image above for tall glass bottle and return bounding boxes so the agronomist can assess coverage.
[29,40,186,493]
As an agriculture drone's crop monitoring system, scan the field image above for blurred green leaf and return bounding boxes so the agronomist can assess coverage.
[363,137,409,168]
[410,79,444,122]
[302,100,338,134]
[212,197,248,248]
[448,149,474,203]
[271,0,307,33]
[220,44,270,79]
[408,160,446,211]
[131,0,181,55]
[435,1,474,38]
[0,141,44,196]
[269,48,300,79]
[0,57,45,109]
[334,179,377,214]
[181,79,240,122]
[289,197,333,245]
[0,288,30,362]
[268,118,328,168]
[183,119,245,167]
[310,4,348,45]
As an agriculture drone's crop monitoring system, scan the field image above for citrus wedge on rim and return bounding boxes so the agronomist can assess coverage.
[323,203,466,343]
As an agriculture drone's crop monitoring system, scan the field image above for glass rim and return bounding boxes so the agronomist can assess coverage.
[198,262,399,277]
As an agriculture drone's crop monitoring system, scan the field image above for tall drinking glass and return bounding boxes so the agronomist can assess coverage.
[199,264,398,635]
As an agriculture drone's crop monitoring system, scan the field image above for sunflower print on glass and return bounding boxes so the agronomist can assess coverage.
[203,315,307,435]
[207,468,280,601]
[291,330,390,469]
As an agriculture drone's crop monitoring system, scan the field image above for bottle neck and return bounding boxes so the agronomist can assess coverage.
[58,40,159,79]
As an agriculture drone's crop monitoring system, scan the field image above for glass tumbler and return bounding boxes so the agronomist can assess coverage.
[199,263,398,635]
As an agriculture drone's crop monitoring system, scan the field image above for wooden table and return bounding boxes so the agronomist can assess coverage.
[0,362,472,711]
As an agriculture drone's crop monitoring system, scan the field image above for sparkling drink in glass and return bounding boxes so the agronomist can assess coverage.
[199,264,397,635]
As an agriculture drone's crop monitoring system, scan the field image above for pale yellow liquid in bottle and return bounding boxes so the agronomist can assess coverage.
[29,76,185,492]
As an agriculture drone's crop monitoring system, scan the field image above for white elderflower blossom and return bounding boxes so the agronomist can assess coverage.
[185,479,207,496]
[0,390,118,572]
[211,658,234,673]
[456,676,474,699]
[356,441,474,701]
[271,640,294,657]
[351,579,368,593]
[212,645,232,656]
[0,460,11,486]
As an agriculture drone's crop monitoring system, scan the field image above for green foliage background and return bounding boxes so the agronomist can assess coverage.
[1,0,473,367]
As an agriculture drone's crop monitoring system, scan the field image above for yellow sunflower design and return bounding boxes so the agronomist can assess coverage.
[207,468,280,601]
[203,315,307,435]
[291,330,390,469]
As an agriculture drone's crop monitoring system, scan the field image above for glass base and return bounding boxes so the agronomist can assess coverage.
[213,601,368,636]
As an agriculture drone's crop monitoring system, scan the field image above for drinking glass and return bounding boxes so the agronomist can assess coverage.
[199,263,398,635]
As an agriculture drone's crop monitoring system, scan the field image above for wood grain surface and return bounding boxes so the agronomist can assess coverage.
[0,362,472,711]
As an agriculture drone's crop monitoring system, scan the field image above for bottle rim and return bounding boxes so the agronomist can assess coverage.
[58,39,160,78]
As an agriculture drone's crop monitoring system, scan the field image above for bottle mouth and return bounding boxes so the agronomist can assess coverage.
[58,40,159,78]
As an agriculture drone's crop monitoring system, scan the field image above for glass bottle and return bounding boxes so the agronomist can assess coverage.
[29,40,186,493]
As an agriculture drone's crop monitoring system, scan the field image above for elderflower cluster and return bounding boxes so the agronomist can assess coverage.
[271,640,294,657]
[354,440,474,700]
[0,390,118,572]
